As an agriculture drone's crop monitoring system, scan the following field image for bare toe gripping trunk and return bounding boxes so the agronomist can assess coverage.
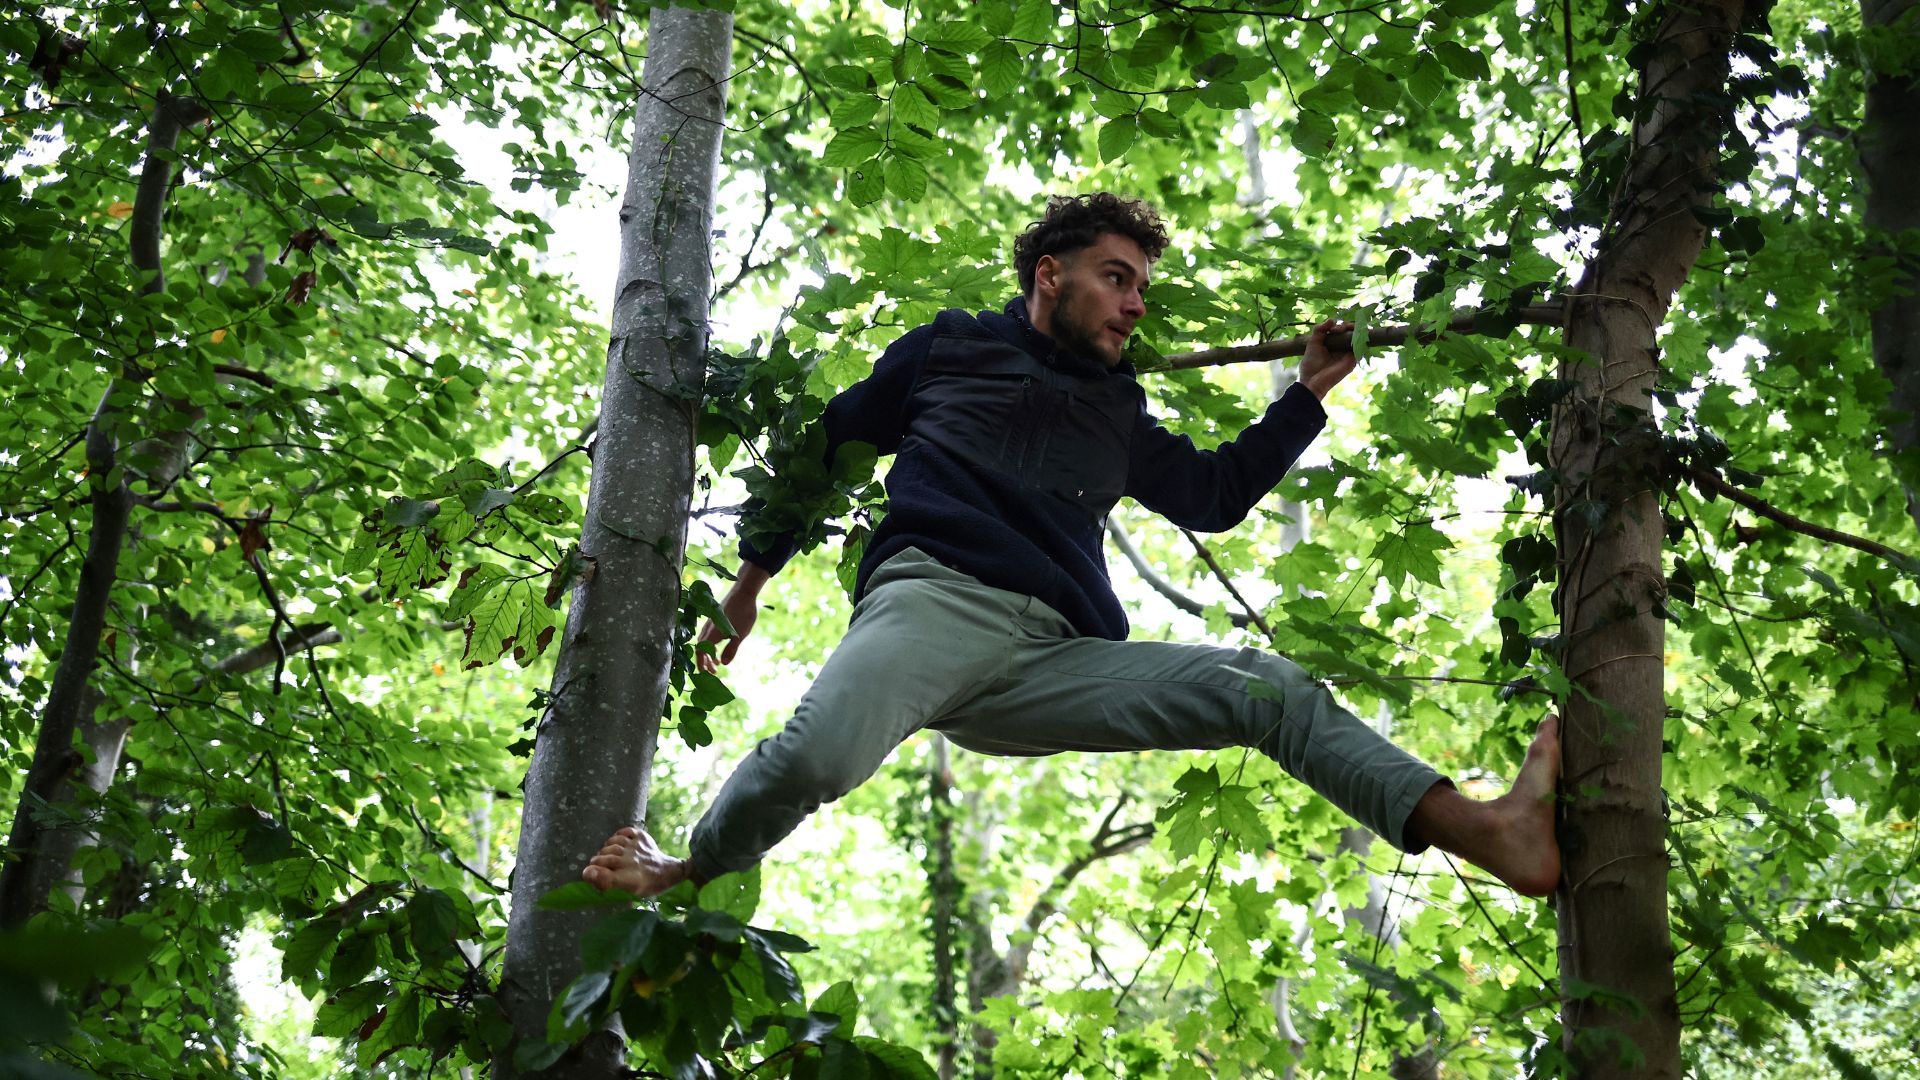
[687,549,1444,880]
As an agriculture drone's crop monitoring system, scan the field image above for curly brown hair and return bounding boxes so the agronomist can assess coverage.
[1012,193,1170,296]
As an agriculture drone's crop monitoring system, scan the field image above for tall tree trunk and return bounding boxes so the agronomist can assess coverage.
[496,7,732,1077]
[1551,3,1744,1076]
[929,738,962,1080]
[1860,0,1920,531]
[0,90,205,928]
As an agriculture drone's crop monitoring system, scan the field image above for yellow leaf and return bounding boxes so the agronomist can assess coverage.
[106,201,134,219]
[432,662,445,676]
[211,327,228,344]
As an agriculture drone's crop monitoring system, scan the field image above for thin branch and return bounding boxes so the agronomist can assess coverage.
[1149,302,1569,373]
[1003,794,1154,990]
[1690,466,1912,563]
[1562,0,1584,162]
[1105,519,1252,628]
[1179,529,1277,642]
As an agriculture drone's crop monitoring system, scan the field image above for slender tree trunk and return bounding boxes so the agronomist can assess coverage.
[1551,3,1744,1076]
[929,738,962,1080]
[496,7,731,1077]
[0,91,205,928]
[1860,0,1920,531]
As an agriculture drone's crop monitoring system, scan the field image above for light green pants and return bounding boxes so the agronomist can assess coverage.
[688,548,1445,880]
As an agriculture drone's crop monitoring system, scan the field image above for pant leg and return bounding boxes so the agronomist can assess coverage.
[934,597,1446,852]
[686,549,1029,879]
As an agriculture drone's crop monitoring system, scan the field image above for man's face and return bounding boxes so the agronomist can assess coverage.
[1037,232,1151,367]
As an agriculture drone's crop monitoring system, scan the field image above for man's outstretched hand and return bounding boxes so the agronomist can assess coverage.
[1298,318,1358,401]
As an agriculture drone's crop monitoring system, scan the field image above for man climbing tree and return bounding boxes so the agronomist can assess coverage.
[580,193,1562,905]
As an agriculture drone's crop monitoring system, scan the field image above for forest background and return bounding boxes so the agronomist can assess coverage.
[3,0,1918,1077]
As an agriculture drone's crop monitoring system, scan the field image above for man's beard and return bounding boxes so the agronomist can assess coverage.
[1049,280,1110,362]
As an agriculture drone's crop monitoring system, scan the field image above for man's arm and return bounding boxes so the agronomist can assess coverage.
[696,324,937,671]
[696,560,770,674]
[1126,319,1356,530]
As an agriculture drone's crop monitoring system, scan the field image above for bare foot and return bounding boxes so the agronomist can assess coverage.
[1408,715,1562,897]
[581,826,696,898]
[1480,714,1562,897]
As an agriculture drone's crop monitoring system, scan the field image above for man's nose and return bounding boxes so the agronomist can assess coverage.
[1122,289,1145,318]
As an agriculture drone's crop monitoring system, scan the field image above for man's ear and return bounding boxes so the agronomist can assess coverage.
[1034,253,1063,299]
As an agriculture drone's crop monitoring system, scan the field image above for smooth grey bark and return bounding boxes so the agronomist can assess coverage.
[1552,3,1744,1076]
[1861,0,1920,531]
[0,90,205,928]
[495,7,732,1077]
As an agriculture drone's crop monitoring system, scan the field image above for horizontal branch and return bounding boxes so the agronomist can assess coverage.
[1149,301,1569,372]
[1690,466,1912,564]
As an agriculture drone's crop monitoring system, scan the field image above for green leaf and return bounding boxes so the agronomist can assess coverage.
[1369,523,1452,587]
[1215,785,1274,850]
[357,990,421,1066]
[848,160,887,207]
[1433,40,1491,80]
[854,1038,939,1080]
[462,577,529,668]
[282,917,342,984]
[536,880,638,911]
[824,126,886,168]
[812,980,861,1036]
[883,155,929,202]
[314,982,386,1038]
[581,909,657,969]
[831,94,885,128]
[745,930,804,1004]
[1291,110,1337,157]
[979,41,1021,97]
[900,84,944,133]
[406,887,461,964]
[1012,0,1056,41]
[1098,116,1138,163]
[549,970,611,1038]
[1405,52,1448,106]
[1353,64,1403,111]
[920,20,991,54]
[1128,22,1183,69]
[1197,79,1250,110]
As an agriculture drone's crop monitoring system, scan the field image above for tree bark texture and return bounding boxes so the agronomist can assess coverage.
[1860,0,1920,531]
[1552,2,1744,1076]
[0,91,203,928]
[496,7,732,1077]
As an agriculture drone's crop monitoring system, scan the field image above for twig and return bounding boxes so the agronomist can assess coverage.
[1689,466,1911,563]
[1179,529,1276,641]
[1105,519,1252,628]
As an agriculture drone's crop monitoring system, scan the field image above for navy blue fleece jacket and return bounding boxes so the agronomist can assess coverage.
[740,297,1326,640]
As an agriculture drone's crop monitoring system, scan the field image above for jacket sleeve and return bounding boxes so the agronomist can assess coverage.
[1124,381,1327,532]
[737,324,935,574]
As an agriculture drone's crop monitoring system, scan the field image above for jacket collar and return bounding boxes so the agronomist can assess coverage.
[999,296,1136,379]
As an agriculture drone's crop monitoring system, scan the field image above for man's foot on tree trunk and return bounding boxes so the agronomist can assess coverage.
[582,826,696,898]
[1477,714,1562,897]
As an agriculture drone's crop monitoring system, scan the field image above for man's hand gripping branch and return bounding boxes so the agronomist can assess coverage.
[1298,317,1358,401]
